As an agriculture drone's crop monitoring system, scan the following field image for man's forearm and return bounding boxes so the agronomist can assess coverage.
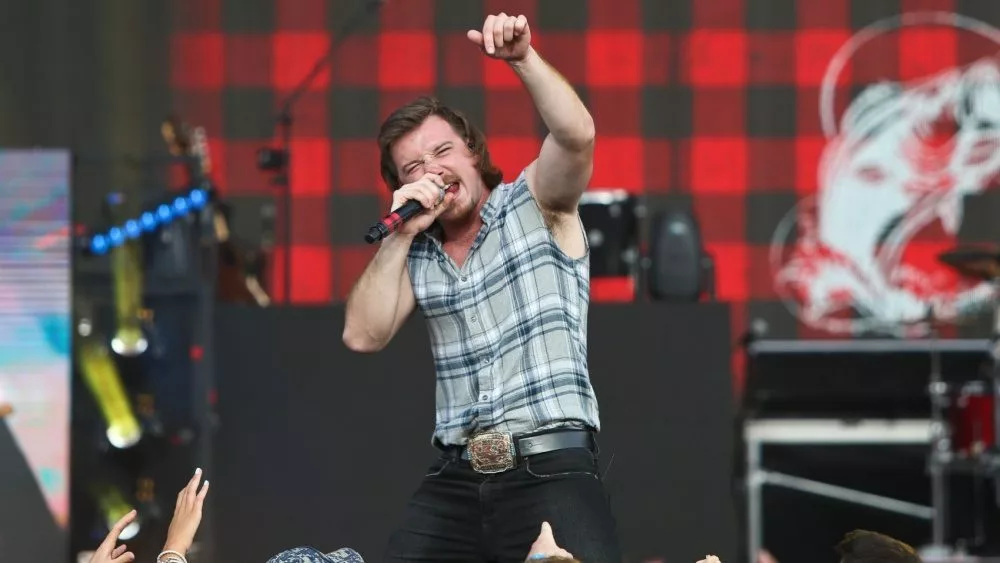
[342,233,413,351]
[510,47,595,150]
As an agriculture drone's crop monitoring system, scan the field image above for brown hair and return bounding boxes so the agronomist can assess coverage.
[835,530,922,563]
[377,96,503,192]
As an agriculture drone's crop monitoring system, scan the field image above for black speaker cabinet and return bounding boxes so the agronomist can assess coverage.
[578,190,640,278]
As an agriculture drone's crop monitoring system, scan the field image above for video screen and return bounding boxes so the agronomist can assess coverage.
[0,149,71,534]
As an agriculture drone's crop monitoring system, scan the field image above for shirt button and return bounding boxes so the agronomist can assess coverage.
[480,394,489,401]
[461,276,467,282]
[470,315,477,323]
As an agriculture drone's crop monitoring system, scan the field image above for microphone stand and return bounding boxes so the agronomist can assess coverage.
[264,0,384,302]
[926,328,951,552]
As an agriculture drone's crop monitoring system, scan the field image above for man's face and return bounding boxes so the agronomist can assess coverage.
[391,115,485,225]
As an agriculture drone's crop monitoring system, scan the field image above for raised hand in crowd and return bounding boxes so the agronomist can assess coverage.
[158,468,210,563]
[87,509,137,563]
[525,522,578,562]
[697,556,722,563]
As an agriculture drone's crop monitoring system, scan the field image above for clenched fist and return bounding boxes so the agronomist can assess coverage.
[467,13,531,61]
[390,173,457,236]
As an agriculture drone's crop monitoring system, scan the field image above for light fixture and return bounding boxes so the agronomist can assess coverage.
[109,238,148,357]
[77,338,142,449]
[93,483,141,541]
[87,186,209,256]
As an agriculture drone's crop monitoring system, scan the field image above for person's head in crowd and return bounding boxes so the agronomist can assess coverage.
[836,530,922,563]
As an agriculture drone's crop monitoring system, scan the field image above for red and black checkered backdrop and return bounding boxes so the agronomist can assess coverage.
[169,0,1000,352]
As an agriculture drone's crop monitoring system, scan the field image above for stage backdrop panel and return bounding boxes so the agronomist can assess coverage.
[0,149,71,562]
[170,0,1000,358]
[211,302,736,563]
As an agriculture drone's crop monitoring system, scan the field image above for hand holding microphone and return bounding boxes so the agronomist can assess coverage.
[366,173,457,243]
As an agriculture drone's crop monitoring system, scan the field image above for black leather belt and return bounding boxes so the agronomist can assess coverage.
[441,429,594,472]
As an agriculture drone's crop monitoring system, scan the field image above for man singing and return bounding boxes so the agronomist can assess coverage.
[343,12,621,563]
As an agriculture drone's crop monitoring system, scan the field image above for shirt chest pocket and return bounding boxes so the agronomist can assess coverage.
[476,229,502,266]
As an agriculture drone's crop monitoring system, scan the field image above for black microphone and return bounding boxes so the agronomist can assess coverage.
[365,199,424,244]
[365,184,457,244]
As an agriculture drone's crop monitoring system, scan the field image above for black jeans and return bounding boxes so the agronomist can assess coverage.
[384,446,621,563]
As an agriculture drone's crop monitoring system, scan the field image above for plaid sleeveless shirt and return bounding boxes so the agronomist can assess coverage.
[407,170,601,447]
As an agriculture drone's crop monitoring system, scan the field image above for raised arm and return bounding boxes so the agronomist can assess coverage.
[512,47,595,213]
[469,14,595,214]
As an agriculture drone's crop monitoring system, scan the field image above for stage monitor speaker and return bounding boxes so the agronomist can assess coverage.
[578,190,640,278]
[648,208,713,301]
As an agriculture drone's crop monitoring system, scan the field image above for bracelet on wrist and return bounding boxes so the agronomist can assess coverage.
[157,549,188,563]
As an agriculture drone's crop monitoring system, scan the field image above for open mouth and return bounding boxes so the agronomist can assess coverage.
[445,182,460,195]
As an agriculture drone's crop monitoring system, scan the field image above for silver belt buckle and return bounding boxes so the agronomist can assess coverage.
[467,431,516,474]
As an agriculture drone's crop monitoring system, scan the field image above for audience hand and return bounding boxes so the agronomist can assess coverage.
[162,468,210,558]
[697,557,721,563]
[88,510,137,563]
[526,522,574,561]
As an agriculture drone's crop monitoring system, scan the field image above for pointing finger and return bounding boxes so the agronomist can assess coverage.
[101,510,136,549]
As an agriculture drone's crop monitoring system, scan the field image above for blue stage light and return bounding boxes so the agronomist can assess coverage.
[124,220,141,239]
[108,227,125,247]
[188,188,208,209]
[172,196,189,214]
[84,186,214,254]
[140,212,157,231]
[90,234,109,255]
